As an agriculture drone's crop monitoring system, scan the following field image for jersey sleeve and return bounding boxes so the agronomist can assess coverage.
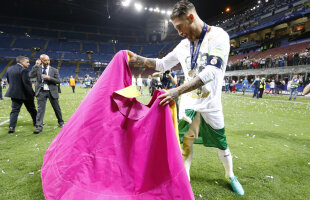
[198,29,230,84]
[155,43,181,72]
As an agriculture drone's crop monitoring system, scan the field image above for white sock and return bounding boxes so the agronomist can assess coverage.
[218,148,234,178]
[184,145,193,181]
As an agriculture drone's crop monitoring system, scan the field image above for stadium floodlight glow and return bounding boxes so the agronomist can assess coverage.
[265,0,269,2]
[134,3,143,12]
[167,10,172,15]
[121,0,131,7]
[258,0,261,4]
[144,7,147,10]
[161,10,166,14]
[149,7,153,12]
[154,7,160,13]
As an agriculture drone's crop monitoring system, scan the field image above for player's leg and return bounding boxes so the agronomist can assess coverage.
[218,147,244,195]
[293,88,298,100]
[202,112,245,196]
[289,88,293,100]
[182,112,200,181]
[218,148,234,178]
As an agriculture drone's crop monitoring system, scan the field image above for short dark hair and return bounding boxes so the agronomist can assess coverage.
[170,0,195,20]
[16,56,29,63]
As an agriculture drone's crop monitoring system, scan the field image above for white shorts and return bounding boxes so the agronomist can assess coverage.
[179,96,224,130]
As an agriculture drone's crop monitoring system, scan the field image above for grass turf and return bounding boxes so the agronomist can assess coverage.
[0,86,309,200]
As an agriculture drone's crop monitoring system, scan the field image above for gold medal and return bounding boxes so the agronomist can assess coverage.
[188,69,195,77]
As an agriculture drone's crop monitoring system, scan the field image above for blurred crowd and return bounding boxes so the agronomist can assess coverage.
[227,49,310,71]
[219,0,308,34]
[223,74,308,100]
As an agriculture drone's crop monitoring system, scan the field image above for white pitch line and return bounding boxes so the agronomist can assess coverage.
[0,119,10,126]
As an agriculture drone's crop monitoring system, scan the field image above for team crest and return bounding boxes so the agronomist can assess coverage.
[210,56,218,65]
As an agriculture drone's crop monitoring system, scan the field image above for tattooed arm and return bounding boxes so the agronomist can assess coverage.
[128,50,156,70]
[158,76,204,106]
[303,83,310,95]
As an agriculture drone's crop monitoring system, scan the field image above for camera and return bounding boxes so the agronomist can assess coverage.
[164,70,170,75]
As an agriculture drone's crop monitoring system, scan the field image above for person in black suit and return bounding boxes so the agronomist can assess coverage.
[5,56,37,133]
[0,77,3,100]
[29,54,64,134]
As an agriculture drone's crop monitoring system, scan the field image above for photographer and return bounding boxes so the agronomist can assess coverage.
[152,70,179,117]
[153,70,177,90]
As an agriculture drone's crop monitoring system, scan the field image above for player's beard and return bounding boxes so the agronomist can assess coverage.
[187,28,197,42]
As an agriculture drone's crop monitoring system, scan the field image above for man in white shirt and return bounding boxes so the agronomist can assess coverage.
[128,0,244,196]
[269,79,275,94]
[137,74,143,94]
[132,75,136,87]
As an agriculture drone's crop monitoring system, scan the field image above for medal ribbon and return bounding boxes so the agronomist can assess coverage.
[190,23,208,70]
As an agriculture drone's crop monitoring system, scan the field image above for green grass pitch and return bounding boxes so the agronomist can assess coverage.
[0,86,309,200]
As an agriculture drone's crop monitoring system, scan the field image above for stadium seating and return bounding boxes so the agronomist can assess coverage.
[252,41,310,59]
[0,36,13,48]
[58,62,77,78]
[229,41,310,62]
[30,29,58,38]
[83,41,98,52]
[142,43,165,55]
[129,45,142,54]
[34,51,63,60]
[13,37,47,49]
[115,43,128,52]
[222,0,306,37]
[0,48,32,58]
[78,63,94,77]
[0,59,11,74]
[99,43,114,54]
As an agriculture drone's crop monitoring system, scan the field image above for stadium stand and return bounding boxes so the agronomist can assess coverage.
[78,63,94,77]
[83,41,98,52]
[0,60,11,74]
[58,62,77,78]
[0,36,13,48]
[13,37,46,49]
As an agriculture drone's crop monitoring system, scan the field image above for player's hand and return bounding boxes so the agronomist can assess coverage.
[157,88,179,106]
[42,74,50,80]
[127,50,137,62]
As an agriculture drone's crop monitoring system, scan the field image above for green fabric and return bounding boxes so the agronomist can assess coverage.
[178,109,228,150]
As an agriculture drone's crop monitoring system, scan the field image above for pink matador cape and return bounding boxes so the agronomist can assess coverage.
[41,50,194,200]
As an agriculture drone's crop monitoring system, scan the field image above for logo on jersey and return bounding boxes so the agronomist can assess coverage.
[210,56,218,65]
[207,55,222,69]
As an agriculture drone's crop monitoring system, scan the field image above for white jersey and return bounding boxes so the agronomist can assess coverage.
[132,78,136,86]
[156,26,230,129]
[287,81,291,90]
[137,78,143,87]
